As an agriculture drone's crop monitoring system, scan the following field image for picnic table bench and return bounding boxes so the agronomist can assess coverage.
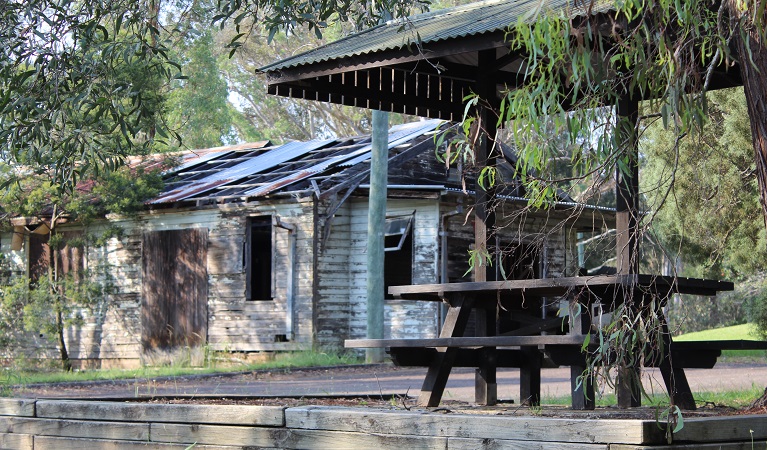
[345,274,767,410]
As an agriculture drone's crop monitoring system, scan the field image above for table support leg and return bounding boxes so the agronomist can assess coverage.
[569,296,595,410]
[658,320,697,410]
[418,348,459,407]
[417,296,474,407]
[520,346,541,406]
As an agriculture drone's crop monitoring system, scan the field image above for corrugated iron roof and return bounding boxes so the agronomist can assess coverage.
[245,120,442,197]
[259,0,611,73]
[149,120,443,205]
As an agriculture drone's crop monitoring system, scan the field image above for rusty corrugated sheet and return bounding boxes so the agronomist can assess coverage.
[244,120,441,197]
[149,139,333,204]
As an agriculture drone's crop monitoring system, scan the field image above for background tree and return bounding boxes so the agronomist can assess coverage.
[643,88,766,280]
[641,88,767,334]
[219,24,377,141]
[165,29,239,149]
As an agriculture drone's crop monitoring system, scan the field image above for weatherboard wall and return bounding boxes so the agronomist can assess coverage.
[347,197,441,342]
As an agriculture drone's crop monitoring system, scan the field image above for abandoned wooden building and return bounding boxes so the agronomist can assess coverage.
[0,120,613,368]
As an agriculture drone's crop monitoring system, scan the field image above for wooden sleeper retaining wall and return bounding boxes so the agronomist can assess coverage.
[0,398,765,449]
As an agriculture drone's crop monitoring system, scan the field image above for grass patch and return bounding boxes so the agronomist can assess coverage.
[675,324,767,360]
[0,349,363,388]
[542,384,766,409]
[675,323,760,341]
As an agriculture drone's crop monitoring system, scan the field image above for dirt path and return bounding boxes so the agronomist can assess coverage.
[11,362,767,404]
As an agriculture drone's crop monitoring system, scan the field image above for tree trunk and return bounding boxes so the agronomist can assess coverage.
[731,4,767,234]
[57,306,72,372]
[47,216,72,372]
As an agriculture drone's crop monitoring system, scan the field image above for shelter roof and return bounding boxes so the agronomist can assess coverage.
[259,0,742,121]
[258,0,614,121]
[259,0,604,73]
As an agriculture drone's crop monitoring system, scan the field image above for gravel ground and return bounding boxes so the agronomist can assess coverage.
[9,362,767,417]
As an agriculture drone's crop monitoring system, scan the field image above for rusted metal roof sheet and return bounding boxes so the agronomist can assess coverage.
[259,0,611,73]
[150,139,331,204]
[149,120,442,205]
[245,120,441,197]
[340,120,442,167]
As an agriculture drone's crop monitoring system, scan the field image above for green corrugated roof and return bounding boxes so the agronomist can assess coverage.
[259,0,612,73]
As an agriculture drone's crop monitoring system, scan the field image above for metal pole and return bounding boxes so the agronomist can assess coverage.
[366,109,389,363]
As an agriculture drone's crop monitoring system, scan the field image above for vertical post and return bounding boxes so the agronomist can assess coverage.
[366,109,389,364]
[473,49,498,283]
[615,95,641,408]
[473,49,498,405]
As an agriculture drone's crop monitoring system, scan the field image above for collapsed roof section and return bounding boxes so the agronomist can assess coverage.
[148,121,614,226]
[149,120,444,205]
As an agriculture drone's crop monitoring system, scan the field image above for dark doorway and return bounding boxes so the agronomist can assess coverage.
[245,216,273,301]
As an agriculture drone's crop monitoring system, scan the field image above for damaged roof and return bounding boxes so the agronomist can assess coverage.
[149,120,614,216]
[150,120,445,205]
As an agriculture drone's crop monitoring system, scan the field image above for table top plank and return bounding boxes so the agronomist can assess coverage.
[388,274,733,300]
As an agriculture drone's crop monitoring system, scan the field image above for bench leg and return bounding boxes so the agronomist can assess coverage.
[617,365,642,407]
[520,346,541,406]
[571,365,595,410]
[475,347,497,405]
[474,305,497,405]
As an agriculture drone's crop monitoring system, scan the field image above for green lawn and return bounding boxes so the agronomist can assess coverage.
[675,323,761,341]
[0,349,363,389]
[675,323,767,359]
[542,384,765,408]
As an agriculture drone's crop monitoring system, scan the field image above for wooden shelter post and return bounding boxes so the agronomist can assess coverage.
[472,48,499,405]
[615,95,642,408]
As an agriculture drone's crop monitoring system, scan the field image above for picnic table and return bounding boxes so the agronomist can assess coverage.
[346,274,747,410]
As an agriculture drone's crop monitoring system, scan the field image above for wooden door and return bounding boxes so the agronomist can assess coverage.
[141,229,208,350]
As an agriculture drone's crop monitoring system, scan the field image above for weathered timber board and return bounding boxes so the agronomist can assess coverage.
[151,423,447,449]
[284,407,665,445]
[447,437,608,450]
[0,432,32,450]
[277,428,447,450]
[149,423,279,447]
[31,436,235,449]
[0,399,34,417]
[35,400,285,426]
[671,414,767,442]
[611,442,767,450]
[0,416,148,441]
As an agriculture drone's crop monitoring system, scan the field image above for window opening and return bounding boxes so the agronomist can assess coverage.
[246,216,273,300]
[499,243,540,280]
[384,214,414,299]
[384,216,413,252]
